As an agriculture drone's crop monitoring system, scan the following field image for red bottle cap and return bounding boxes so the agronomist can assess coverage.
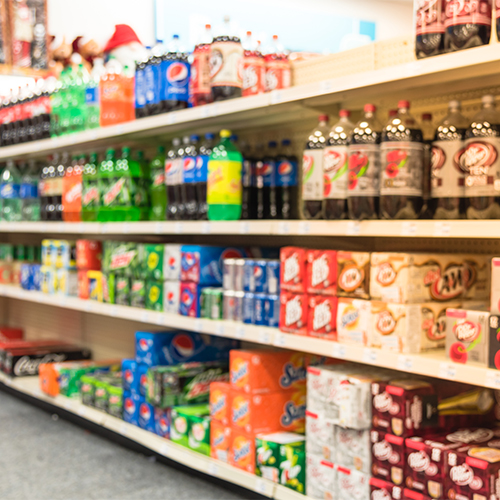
[388,109,398,117]
[422,113,432,120]
[398,100,410,109]
[246,30,252,36]
[364,104,376,113]
[339,109,350,118]
[319,114,329,122]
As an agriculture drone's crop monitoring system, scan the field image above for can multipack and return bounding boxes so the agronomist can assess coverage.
[308,295,338,340]
[336,298,371,346]
[306,453,337,500]
[170,404,211,456]
[370,430,405,487]
[164,244,182,280]
[229,427,256,473]
[279,292,308,335]
[280,247,307,293]
[306,250,337,296]
[164,280,180,314]
[336,251,371,299]
[337,467,370,500]
[179,282,204,317]
[210,420,232,462]
[209,381,231,425]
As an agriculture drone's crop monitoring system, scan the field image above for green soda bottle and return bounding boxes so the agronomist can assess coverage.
[207,129,242,220]
[98,148,117,222]
[82,153,99,221]
[136,150,150,212]
[149,146,166,220]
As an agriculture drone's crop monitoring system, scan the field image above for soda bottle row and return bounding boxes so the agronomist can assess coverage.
[302,93,500,220]
[415,0,497,59]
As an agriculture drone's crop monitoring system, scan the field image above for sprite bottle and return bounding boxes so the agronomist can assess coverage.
[149,146,166,220]
[98,148,117,222]
[82,152,99,221]
[207,129,242,220]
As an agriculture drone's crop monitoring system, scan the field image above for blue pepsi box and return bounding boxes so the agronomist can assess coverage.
[123,391,140,425]
[121,359,137,393]
[154,407,171,438]
[266,261,280,295]
[254,293,267,326]
[137,363,149,397]
[243,259,272,293]
[265,294,280,328]
[32,264,41,291]
[20,264,32,290]
[179,282,203,318]
[135,331,237,367]
[242,292,255,324]
[137,397,155,432]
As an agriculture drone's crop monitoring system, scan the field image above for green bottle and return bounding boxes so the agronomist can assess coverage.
[82,153,99,222]
[207,129,242,220]
[149,146,167,221]
[98,148,116,222]
[136,150,150,213]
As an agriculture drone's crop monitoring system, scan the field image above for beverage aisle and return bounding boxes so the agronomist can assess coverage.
[0,391,252,500]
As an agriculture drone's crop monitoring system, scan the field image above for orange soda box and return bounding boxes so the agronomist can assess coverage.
[230,387,306,434]
[209,381,231,425]
[230,349,307,394]
[229,427,256,473]
[210,420,232,463]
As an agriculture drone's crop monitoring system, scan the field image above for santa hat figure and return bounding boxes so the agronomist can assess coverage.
[104,24,148,71]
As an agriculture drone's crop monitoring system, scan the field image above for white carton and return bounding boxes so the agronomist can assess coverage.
[337,298,372,346]
[164,244,182,281]
[306,453,337,500]
[163,280,180,314]
[337,467,370,500]
[305,410,335,461]
[335,427,371,474]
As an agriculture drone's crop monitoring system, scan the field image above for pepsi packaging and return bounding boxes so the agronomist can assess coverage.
[154,407,171,438]
[242,292,255,324]
[265,294,280,327]
[254,293,267,325]
[179,282,204,317]
[160,51,190,112]
[164,280,180,314]
[137,398,156,432]
[165,244,182,281]
[137,363,149,397]
[121,359,138,393]
[123,391,140,425]
[267,261,280,295]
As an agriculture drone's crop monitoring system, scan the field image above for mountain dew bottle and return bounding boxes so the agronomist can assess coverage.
[207,129,242,220]
[149,146,166,220]
[82,153,99,221]
[98,148,117,222]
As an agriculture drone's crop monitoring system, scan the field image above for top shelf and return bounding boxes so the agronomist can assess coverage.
[1,44,500,159]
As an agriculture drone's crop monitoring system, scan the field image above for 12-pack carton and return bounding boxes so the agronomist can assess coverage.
[229,427,256,473]
[280,247,307,294]
[337,298,372,346]
[370,430,405,486]
[170,404,211,456]
[336,251,371,299]
[306,250,337,296]
[337,466,370,500]
[335,426,371,474]
[306,454,337,500]
[210,420,231,462]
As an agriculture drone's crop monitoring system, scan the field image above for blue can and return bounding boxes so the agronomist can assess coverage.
[254,293,267,326]
[266,261,280,295]
[253,259,269,293]
[242,292,255,324]
[265,294,280,328]
[242,259,255,292]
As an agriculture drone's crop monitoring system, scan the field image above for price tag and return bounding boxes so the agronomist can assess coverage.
[274,333,286,347]
[215,323,225,336]
[298,222,310,235]
[319,80,333,93]
[123,223,130,234]
[438,362,457,380]
[154,222,164,234]
[34,142,42,152]
[167,113,177,124]
[174,222,184,234]
[401,222,417,236]
[63,400,72,412]
[160,443,170,456]
[486,371,500,389]
[140,312,150,324]
[278,222,290,235]
[194,320,203,332]
[255,478,268,494]
[397,355,413,371]
[236,325,246,339]
[434,221,451,237]
[3,376,11,386]
[239,222,250,234]
[157,314,167,326]
[101,224,108,234]
[85,301,93,313]
[258,329,271,344]
[109,306,117,317]
[116,125,125,135]
[201,222,211,234]
[78,406,87,417]
[362,348,378,364]
[90,130,98,141]
[119,423,128,436]
[207,462,219,476]
[270,90,283,104]
[332,343,347,359]
[347,221,361,235]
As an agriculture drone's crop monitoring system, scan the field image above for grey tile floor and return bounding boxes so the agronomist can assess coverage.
[0,390,255,500]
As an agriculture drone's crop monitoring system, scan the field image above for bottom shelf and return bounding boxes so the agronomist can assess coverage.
[0,372,307,500]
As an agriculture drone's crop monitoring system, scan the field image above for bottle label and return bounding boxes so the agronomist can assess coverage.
[20,183,38,199]
[431,140,466,198]
[444,0,492,27]
[302,149,324,201]
[152,169,165,187]
[323,145,348,200]
[257,160,276,187]
[463,137,500,197]
[161,59,190,102]
[276,159,298,187]
[347,144,380,197]
[242,55,265,96]
[265,59,291,92]
[190,48,211,95]
[210,41,243,88]
[242,159,253,187]
[207,160,242,205]
[380,142,424,197]
[63,179,82,211]
[40,178,53,196]
[183,157,197,183]
[145,63,161,105]
[416,0,445,35]
[497,0,500,19]
[165,158,182,186]
[85,87,99,106]
[195,155,209,183]
[0,184,20,199]
[135,68,146,108]
[103,178,127,206]
[52,178,63,196]
[82,182,99,208]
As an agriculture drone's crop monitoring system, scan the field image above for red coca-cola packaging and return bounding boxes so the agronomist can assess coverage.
[280,247,307,293]
[307,295,338,340]
[279,292,308,335]
[0,326,23,341]
[370,430,405,486]
[306,250,337,296]
[76,240,102,271]
[369,477,403,499]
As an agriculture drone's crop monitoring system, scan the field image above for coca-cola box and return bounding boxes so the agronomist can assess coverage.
[371,380,438,437]
[336,251,370,299]
[370,430,405,486]
[280,247,307,294]
[279,292,308,335]
[306,250,337,296]
[369,477,403,500]
[307,295,338,340]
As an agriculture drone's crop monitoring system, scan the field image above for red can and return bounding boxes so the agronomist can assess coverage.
[76,240,102,271]
[280,247,307,293]
[307,295,338,340]
[279,292,308,335]
[306,250,337,296]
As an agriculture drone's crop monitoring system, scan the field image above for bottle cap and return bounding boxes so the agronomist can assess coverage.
[247,31,252,36]
[364,104,376,113]
[398,100,410,109]
[449,100,461,109]
[106,148,115,155]
[282,139,291,146]
[205,132,215,140]
[339,109,350,118]
[421,113,432,121]
[122,146,130,155]
[220,129,231,138]
[205,24,211,29]
[319,114,329,122]
[268,141,277,148]
[157,146,165,153]
[182,136,190,143]
[190,135,200,142]
[482,94,495,105]
[388,109,398,117]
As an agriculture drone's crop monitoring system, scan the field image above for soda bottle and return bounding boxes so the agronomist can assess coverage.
[165,138,182,220]
[464,95,500,219]
[40,155,55,221]
[144,41,163,116]
[22,84,35,142]
[265,35,291,93]
[323,109,355,219]
[71,63,89,132]
[81,152,99,222]
[53,152,67,221]
[100,57,124,126]
[0,160,22,221]
[421,112,434,219]
[161,35,190,113]
[242,31,265,97]
[240,141,254,220]
[1,91,13,146]
[182,135,199,220]
[98,148,116,222]
[175,138,187,220]
[210,16,243,101]
[20,160,40,221]
[429,101,468,219]
[262,141,278,219]
[380,101,424,219]
[207,129,242,220]
[302,115,329,219]
[11,87,22,144]
[196,132,214,220]
[149,146,166,221]
[444,0,491,52]
[253,143,265,219]
[62,155,83,222]
[135,56,148,118]
[347,104,381,220]
[190,25,212,107]
[497,3,500,43]
[276,139,299,220]
[415,0,445,58]
[86,58,105,129]
[122,65,136,123]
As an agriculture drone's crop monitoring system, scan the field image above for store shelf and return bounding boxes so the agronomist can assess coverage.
[0,373,287,499]
[0,219,497,239]
[0,44,499,160]
[2,285,500,390]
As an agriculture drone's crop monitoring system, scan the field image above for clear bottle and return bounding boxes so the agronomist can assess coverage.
[149,146,167,221]
[277,139,299,220]
[20,160,40,221]
[380,100,424,219]
[190,24,213,107]
[196,133,214,220]
[302,115,329,219]
[323,109,355,219]
[464,95,500,219]
[161,34,190,113]
[347,104,382,220]
[182,135,199,220]
[165,138,182,220]
[0,160,22,221]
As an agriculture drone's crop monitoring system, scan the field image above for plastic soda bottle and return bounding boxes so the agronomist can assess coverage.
[190,25,213,107]
[149,146,166,220]
[276,139,299,220]
[265,35,291,92]
[0,160,22,221]
[100,57,123,126]
[183,135,199,220]
[196,132,214,220]
[98,148,117,222]
[53,153,67,221]
[415,0,445,58]
[207,129,242,220]
[62,155,84,222]
[86,58,105,129]
[20,160,40,221]
[242,31,265,97]
[165,138,181,220]
[82,153,99,222]
[135,56,148,118]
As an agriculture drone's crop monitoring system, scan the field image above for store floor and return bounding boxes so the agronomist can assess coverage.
[0,391,254,500]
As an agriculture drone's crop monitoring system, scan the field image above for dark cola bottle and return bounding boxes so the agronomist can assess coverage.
[240,141,254,220]
[323,109,355,219]
[276,139,298,219]
[264,141,278,219]
[347,105,381,220]
[464,95,500,219]
[415,0,445,58]
[420,112,434,219]
[430,101,469,219]
[444,0,492,52]
[302,115,329,219]
[254,143,266,219]
[380,100,424,219]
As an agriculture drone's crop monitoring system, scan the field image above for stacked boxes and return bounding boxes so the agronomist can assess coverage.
[76,240,102,300]
[39,240,78,295]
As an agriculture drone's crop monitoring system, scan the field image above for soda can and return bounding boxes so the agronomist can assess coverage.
[267,260,280,295]
[242,292,255,324]
[234,291,245,322]
[200,288,212,319]
[242,259,255,292]
[265,294,280,328]
[254,293,267,326]
[233,259,245,292]
[223,290,236,321]
[223,259,236,290]
[211,289,223,320]
[253,259,269,293]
